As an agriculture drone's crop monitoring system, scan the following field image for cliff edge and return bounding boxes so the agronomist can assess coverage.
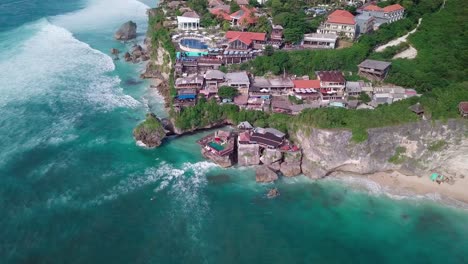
[296,119,468,179]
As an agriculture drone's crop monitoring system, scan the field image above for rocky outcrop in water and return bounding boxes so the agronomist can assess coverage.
[260,149,282,165]
[115,21,137,41]
[201,149,234,168]
[256,166,278,183]
[133,113,166,148]
[295,119,468,179]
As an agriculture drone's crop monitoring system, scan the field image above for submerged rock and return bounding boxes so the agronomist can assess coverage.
[133,113,166,148]
[256,166,278,183]
[110,48,120,55]
[267,188,280,198]
[115,21,137,41]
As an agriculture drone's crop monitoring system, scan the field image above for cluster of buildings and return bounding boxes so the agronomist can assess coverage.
[174,57,418,112]
[198,122,299,161]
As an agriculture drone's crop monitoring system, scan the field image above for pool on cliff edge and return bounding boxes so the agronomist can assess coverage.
[180,38,208,50]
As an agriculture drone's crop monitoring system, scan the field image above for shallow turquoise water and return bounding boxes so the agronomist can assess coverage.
[1,1,467,263]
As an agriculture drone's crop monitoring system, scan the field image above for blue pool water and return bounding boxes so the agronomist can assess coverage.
[180,38,208,50]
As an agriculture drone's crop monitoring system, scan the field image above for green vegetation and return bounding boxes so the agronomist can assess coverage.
[428,140,447,152]
[134,113,165,135]
[218,86,239,99]
[267,0,312,43]
[358,93,371,103]
[230,1,240,13]
[369,42,409,61]
[168,0,468,142]
[389,146,407,164]
[243,0,456,94]
[385,0,468,92]
[288,95,303,105]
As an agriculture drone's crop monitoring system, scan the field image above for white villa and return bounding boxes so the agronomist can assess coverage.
[177,11,200,30]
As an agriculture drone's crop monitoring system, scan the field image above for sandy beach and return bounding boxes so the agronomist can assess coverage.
[332,171,468,205]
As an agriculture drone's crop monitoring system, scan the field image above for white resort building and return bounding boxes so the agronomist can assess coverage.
[177,11,200,30]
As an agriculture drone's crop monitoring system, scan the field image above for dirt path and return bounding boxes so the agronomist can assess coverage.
[375,18,422,52]
[393,45,417,59]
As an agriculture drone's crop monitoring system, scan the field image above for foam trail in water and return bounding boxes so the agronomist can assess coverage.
[52,0,150,32]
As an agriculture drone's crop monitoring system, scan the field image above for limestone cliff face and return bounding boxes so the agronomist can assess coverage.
[295,119,468,179]
[238,143,261,166]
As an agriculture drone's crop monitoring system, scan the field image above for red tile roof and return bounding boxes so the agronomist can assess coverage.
[327,10,355,25]
[363,4,383,11]
[460,102,468,113]
[230,6,258,25]
[316,71,345,83]
[383,4,405,12]
[363,4,404,12]
[226,31,266,45]
[209,7,231,20]
[292,79,321,89]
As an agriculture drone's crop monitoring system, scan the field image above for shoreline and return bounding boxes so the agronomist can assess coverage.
[329,171,468,208]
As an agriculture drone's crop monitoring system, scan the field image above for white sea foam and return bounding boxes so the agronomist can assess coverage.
[0,20,139,109]
[52,0,150,32]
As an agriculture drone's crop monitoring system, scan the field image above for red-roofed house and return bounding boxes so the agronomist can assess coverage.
[225,31,266,50]
[315,71,346,101]
[362,4,405,25]
[230,6,258,27]
[459,102,468,118]
[318,10,357,39]
[292,79,321,101]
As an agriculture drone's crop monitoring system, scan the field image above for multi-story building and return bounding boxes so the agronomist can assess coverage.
[316,71,346,101]
[361,4,405,27]
[317,10,357,39]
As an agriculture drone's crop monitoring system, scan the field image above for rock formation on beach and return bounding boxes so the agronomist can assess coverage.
[115,21,137,41]
[133,113,167,148]
[256,166,278,183]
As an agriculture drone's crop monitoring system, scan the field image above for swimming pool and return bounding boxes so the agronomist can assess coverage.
[180,38,208,50]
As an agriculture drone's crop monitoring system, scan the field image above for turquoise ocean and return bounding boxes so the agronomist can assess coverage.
[0,0,467,263]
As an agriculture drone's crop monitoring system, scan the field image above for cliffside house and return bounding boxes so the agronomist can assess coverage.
[177,11,200,30]
[271,96,292,114]
[225,31,266,50]
[345,81,365,97]
[238,121,253,130]
[355,13,375,35]
[459,102,468,118]
[271,25,284,41]
[358,59,391,81]
[317,10,357,39]
[197,130,235,156]
[409,103,425,117]
[230,6,258,27]
[316,71,346,101]
[225,71,251,94]
[292,79,322,101]
[201,69,225,96]
[302,33,338,49]
[208,0,224,8]
[250,127,285,149]
[175,56,223,75]
[360,4,405,28]
[175,75,204,91]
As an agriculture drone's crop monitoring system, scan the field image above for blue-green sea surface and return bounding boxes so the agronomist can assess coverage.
[0,1,467,263]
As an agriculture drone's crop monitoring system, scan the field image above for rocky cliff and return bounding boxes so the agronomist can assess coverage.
[133,113,167,148]
[295,119,468,179]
